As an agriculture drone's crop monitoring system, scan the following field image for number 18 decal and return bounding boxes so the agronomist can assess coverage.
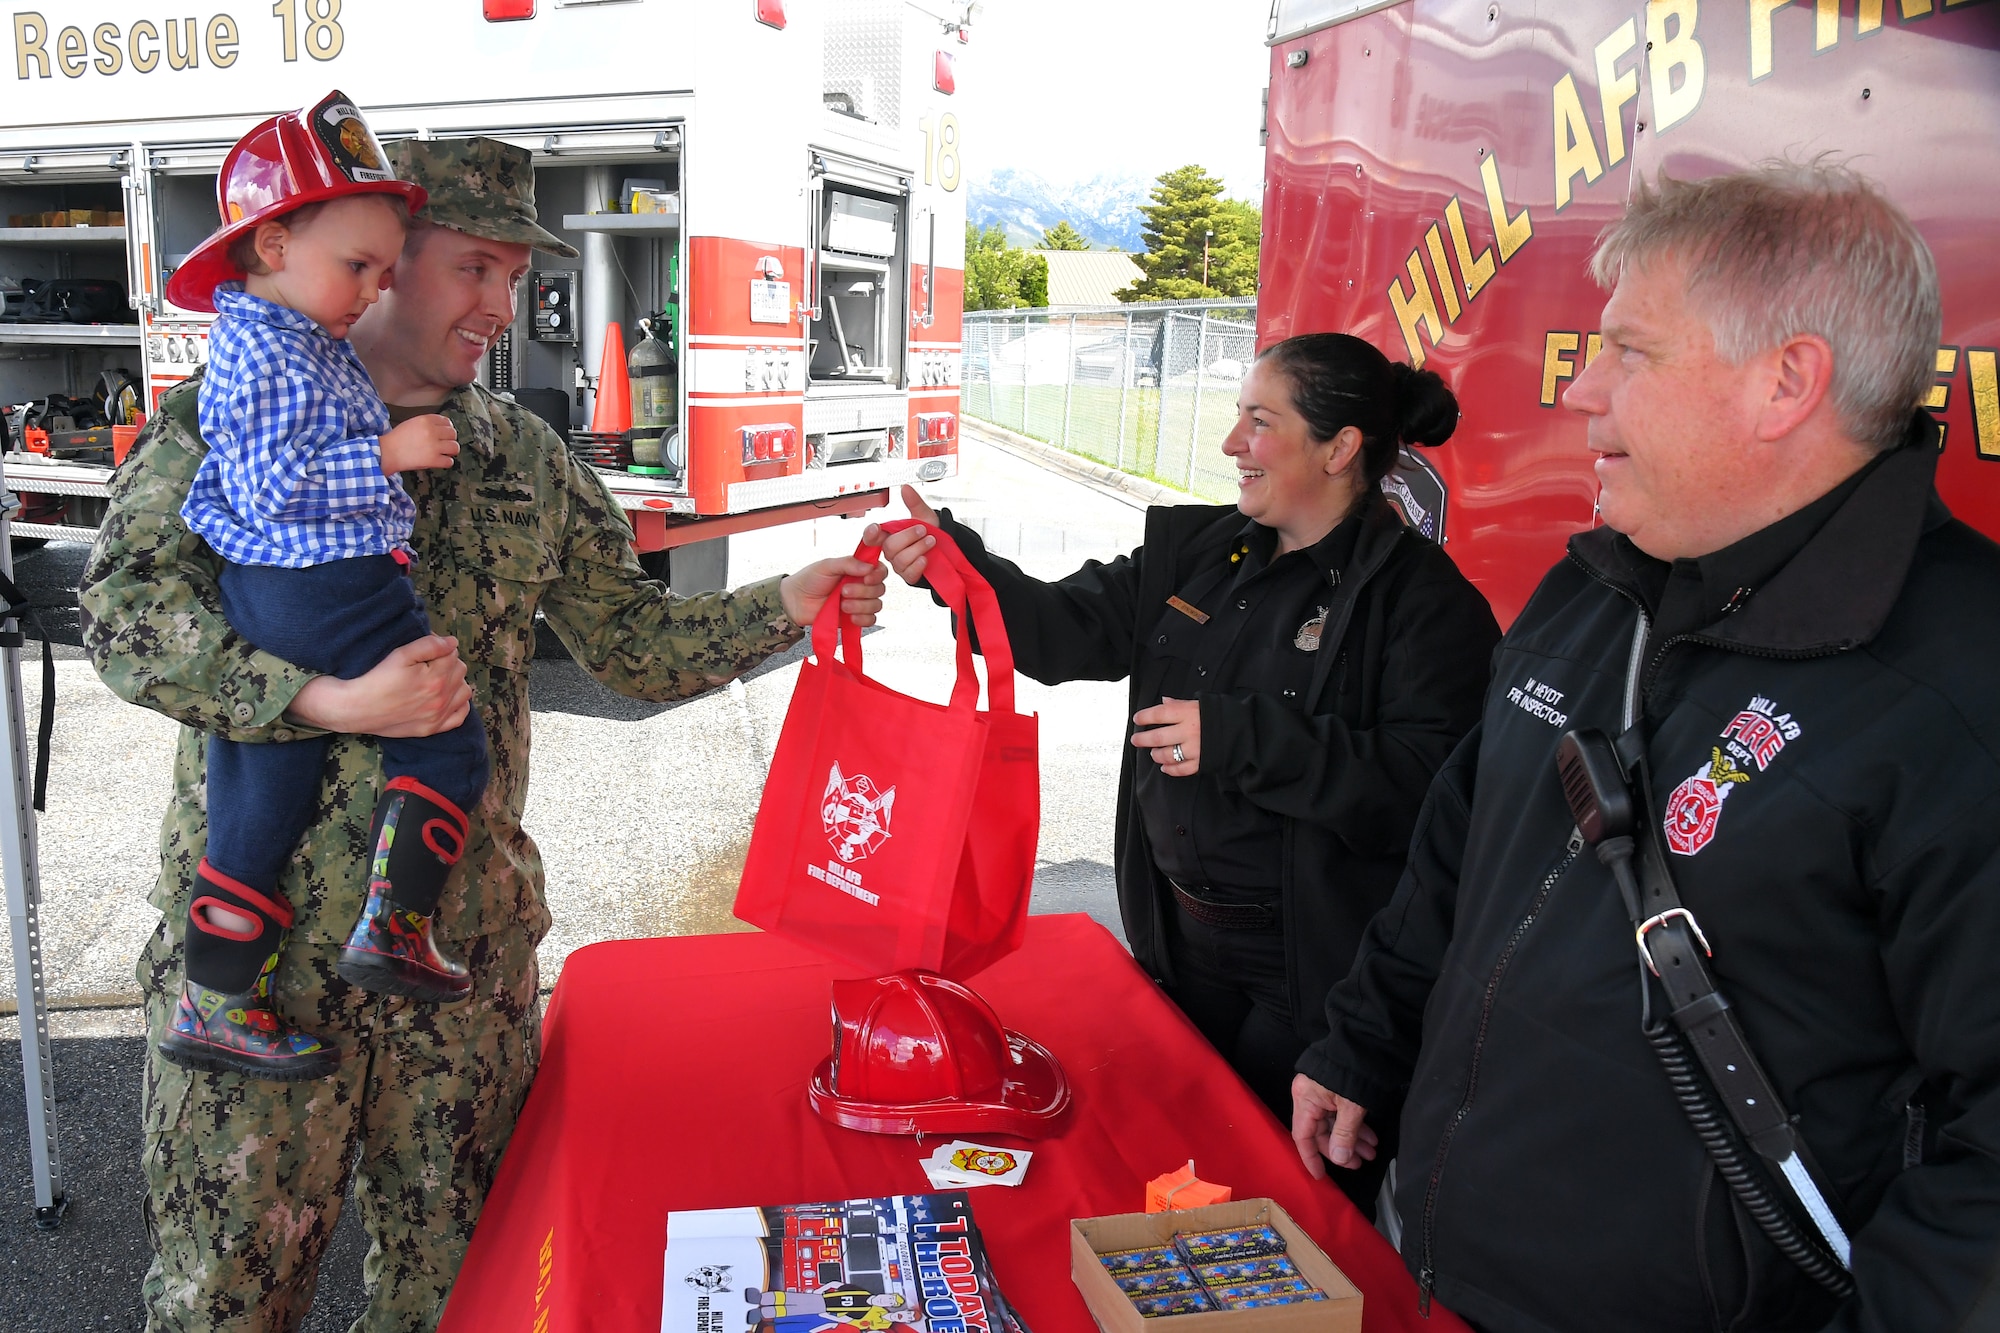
[919,113,961,192]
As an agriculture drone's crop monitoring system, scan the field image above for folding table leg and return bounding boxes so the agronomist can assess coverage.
[1,494,65,1228]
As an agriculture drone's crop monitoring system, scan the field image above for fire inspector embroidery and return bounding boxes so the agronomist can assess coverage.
[822,763,895,862]
[1663,696,1802,855]
[1506,675,1569,728]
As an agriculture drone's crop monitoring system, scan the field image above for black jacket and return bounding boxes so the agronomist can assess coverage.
[1300,434,2000,1332]
[935,494,1499,1038]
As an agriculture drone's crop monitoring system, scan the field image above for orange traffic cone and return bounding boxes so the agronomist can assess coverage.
[590,323,632,434]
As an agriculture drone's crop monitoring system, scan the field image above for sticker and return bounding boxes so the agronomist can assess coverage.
[920,1139,1031,1188]
[750,279,791,324]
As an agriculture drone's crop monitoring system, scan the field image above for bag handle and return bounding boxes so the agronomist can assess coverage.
[812,521,986,711]
[809,518,1017,714]
[873,519,1017,713]
[809,523,981,707]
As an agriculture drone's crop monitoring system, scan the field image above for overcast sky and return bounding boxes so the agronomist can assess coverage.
[952,0,1274,198]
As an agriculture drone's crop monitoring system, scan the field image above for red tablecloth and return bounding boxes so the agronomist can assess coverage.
[439,914,1467,1332]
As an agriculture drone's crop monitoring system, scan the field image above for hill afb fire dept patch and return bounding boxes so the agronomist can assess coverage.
[823,763,895,863]
[1663,696,1802,856]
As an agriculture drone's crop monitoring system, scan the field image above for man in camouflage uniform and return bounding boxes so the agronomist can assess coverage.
[78,138,886,1332]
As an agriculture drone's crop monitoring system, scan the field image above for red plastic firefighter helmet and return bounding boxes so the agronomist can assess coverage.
[165,90,426,314]
[808,970,1071,1138]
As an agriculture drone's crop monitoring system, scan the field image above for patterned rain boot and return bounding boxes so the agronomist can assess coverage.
[335,776,474,1004]
[157,861,339,1081]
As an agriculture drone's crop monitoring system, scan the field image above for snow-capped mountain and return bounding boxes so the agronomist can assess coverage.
[968,168,1154,251]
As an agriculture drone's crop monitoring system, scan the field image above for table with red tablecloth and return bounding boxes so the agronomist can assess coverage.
[438,914,1468,1333]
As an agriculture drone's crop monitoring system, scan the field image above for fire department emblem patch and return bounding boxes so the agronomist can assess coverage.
[1663,696,1805,856]
[1294,605,1329,652]
[1663,748,1749,855]
[823,763,895,863]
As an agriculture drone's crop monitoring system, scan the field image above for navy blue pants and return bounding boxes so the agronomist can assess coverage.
[205,555,490,892]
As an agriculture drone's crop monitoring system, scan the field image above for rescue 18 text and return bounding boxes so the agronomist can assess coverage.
[13,2,346,79]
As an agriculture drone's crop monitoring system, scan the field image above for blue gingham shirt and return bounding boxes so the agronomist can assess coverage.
[181,285,414,568]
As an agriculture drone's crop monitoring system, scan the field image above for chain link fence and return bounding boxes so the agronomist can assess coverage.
[962,300,1258,503]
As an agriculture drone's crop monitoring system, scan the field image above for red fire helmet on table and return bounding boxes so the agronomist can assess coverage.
[809,970,1071,1138]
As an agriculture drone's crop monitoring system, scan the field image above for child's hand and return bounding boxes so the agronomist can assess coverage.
[380,415,460,475]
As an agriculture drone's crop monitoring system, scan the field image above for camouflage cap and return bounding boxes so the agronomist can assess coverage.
[384,136,578,258]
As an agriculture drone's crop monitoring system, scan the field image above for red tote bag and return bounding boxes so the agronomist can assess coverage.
[734,521,1040,981]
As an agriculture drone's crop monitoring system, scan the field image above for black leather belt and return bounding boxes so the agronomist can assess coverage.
[1168,879,1277,931]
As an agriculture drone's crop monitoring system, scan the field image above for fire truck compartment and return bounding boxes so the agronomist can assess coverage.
[0,165,140,448]
[809,180,906,385]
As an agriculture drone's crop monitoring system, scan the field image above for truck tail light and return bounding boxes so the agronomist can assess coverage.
[756,0,787,29]
[483,0,535,19]
[934,51,957,95]
[741,424,798,464]
[916,412,956,445]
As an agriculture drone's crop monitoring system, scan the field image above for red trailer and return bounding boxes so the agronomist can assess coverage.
[1261,0,1999,624]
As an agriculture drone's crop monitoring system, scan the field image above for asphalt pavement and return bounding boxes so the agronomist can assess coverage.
[0,430,1160,1329]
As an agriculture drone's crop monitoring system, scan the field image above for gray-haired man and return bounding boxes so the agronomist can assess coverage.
[81,137,885,1331]
[1290,163,2000,1330]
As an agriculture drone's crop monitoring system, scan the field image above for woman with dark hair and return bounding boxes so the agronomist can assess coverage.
[877,332,1499,1215]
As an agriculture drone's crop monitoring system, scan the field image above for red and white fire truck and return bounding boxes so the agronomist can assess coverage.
[1260,0,1999,625]
[0,0,969,582]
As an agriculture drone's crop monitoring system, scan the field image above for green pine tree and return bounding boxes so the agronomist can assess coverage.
[1039,220,1090,251]
[963,223,1048,310]
[1117,165,1260,302]
[1020,254,1049,307]
[1207,198,1262,298]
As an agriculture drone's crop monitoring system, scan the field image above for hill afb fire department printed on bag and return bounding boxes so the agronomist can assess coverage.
[1663,696,1802,856]
[808,763,897,907]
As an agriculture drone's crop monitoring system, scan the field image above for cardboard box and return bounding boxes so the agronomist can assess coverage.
[1071,1198,1362,1330]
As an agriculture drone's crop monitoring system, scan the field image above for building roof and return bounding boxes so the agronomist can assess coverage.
[1033,249,1145,308]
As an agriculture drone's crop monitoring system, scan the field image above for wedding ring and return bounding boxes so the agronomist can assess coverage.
[1171,744,1186,764]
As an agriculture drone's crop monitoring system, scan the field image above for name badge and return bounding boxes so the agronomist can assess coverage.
[1167,595,1209,625]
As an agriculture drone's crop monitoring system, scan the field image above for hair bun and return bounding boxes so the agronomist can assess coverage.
[1392,363,1459,448]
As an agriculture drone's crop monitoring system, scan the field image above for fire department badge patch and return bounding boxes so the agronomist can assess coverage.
[1663,696,1803,856]
[1663,748,1749,855]
[1294,605,1329,652]
[823,763,895,863]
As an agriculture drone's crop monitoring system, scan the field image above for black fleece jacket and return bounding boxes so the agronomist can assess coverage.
[1300,424,2000,1332]
[933,493,1499,1039]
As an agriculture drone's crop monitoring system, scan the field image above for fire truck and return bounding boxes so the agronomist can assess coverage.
[0,0,969,585]
[1261,0,2000,625]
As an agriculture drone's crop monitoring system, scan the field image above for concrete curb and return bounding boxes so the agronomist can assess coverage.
[961,418,1205,511]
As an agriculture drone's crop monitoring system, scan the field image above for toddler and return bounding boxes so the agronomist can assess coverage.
[157,92,490,1079]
